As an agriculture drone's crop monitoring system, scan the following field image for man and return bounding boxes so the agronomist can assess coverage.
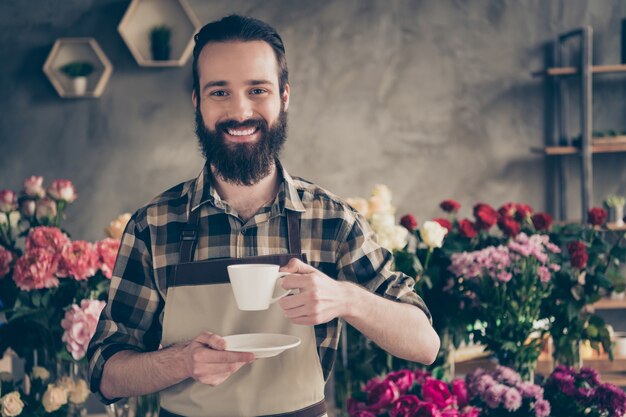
[88,14,439,417]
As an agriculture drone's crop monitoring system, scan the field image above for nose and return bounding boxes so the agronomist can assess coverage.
[227,92,254,122]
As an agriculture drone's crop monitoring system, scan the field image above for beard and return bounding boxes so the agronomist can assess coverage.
[195,105,287,186]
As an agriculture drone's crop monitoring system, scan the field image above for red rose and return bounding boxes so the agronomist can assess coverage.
[385,370,415,393]
[414,369,432,384]
[451,379,469,407]
[458,219,478,239]
[497,215,520,237]
[587,207,607,226]
[473,203,498,230]
[567,241,586,255]
[532,212,553,231]
[433,218,452,234]
[515,203,533,221]
[400,214,418,232]
[570,250,589,269]
[422,377,455,409]
[367,380,400,412]
[440,200,461,213]
[390,395,422,417]
[414,402,443,417]
[498,202,516,217]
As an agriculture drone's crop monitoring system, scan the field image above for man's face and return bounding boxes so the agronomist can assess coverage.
[193,41,290,185]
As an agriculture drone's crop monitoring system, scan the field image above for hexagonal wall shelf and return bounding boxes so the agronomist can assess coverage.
[118,0,200,67]
[43,38,113,98]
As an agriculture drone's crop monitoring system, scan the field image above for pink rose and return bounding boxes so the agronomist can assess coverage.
[58,241,99,281]
[0,190,17,213]
[451,379,469,407]
[23,176,46,198]
[347,398,367,417]
[363,377,383,393]
[414,402,443,417]
[96,238,120,279]
[61,299,106,360]
[414,369,432,384]
[441,409,460,417]
[13,248,60,290]
[422,377,455,409]
[385,370,415,393]
[366,380,400,413]
[0,246,14,278]
[35,198,57,223]
[390,395,421,417]
[48,179,77,203]
[26,227,69,254]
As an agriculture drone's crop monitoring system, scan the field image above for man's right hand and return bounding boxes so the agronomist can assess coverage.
[184,331,255,386]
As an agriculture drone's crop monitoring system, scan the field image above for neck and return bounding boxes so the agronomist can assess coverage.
[210,162,280,220]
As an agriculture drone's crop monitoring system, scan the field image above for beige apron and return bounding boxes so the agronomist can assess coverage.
[159,204,326,417]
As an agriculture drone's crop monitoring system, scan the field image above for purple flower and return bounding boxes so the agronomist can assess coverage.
[533,399,551,417]
[493,366,522,386]
[579,367,600,386]
[519,381,544,400]
[472,374,496,397]
[484,384,507,409]
[550,371,577,396]
[503,387,522,412]
[554,365,575,375]
[595,383,626,417]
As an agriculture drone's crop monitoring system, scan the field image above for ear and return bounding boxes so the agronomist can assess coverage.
[282,83,290,111]
[192,89,198,108]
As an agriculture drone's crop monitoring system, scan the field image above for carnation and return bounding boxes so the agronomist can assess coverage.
[96,238,121,279]
[440,199,461,213]
[384,370,415,393]
[399,214,418,232]
[47,179,77,203]
[497,215,520,237]
[13,248,60,291]
[57,240,100,281]
[533,398,551,417]
[531,212,553,231]
[587,207,607,226]
[458,219,478,239]
[503,387,522,411]
[473,203,498,230]
[0,246,14,279]
[432,218,452,234]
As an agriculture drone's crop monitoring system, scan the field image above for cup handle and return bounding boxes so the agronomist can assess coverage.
[270,272,292,304]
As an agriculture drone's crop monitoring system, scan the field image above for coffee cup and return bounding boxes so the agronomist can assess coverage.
[227,264,291,311]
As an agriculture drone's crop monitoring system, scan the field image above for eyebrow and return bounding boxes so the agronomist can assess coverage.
[201,79,274,92]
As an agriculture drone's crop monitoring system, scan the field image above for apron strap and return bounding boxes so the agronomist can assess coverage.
[286,210,301,255]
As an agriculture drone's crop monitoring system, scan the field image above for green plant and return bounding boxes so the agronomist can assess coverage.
[150,25,171,45]
[605,194,626,208]
[59,61,94,78]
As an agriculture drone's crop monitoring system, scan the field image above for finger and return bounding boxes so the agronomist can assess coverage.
[278,292,307,310]
[281,304,311,320]
[281,273,315,290]
[280,258,316,274]
[194,331,225,350]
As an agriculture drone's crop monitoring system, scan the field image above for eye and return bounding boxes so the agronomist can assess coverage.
[250,88,267,95]
[209,90,228,97]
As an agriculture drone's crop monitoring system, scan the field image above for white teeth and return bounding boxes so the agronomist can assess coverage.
[227,128,255,136]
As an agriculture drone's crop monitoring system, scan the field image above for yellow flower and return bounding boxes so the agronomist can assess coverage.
[105,213,132,240]
[42,384,68,413]
[1,391,24,417]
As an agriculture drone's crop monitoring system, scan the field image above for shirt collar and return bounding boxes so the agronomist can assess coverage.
[188,160,306,214]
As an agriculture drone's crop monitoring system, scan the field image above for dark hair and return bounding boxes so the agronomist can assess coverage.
[192,14,288,96]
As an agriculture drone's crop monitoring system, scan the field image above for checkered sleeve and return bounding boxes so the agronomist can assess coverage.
[335,214,432,323]
[87,209,163,404]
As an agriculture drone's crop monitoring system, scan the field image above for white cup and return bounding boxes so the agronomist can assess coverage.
[614,332,626,358]
[227,264,291,311]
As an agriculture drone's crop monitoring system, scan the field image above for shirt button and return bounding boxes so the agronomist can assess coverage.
[241,229,246,234]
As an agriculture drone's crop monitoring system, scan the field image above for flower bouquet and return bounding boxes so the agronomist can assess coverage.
[348,368,479,417]
[466,365,550,417]
[543,365,626,417]
[0,176,121,375]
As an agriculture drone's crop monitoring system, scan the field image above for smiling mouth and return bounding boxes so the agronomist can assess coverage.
[226,127,258,136]
[223,126,260,142]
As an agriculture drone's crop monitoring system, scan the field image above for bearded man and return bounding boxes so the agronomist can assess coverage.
[88,14,439,417]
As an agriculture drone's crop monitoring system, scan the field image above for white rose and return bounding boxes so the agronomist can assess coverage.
[68,379,89,404]
[368,195,394,217]
[105,213,132,240]
[420,220,447,249]
[31,366,50,381]
[345,198,369,219]
[42,384,68,413]
[1,391,24,417]
[376,230,393,252]
[389,225,409,251]
[371,184,393,203]
[370,212,396,234]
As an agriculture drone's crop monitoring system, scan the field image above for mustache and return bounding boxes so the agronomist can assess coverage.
[216,118,268,131]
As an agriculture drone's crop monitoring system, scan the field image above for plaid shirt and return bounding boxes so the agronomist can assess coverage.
[87,162,431,402]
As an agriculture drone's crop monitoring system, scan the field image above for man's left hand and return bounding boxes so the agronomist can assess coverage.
[278,258,349,325]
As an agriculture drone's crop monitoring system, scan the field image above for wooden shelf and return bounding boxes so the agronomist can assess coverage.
[42,38,113,98]
[592,297,626,310]
[532,64,626,78]
[531,143,626,155]
[118,0,200,67]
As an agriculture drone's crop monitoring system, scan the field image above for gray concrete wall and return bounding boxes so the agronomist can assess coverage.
[1,0,626,242]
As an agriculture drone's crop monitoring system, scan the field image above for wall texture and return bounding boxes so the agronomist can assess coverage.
[1,0,626,242]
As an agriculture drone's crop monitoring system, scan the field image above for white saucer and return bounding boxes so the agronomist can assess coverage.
[223,333,301,358]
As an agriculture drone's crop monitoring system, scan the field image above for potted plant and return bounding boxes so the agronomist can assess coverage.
[605,194,625,227]
[150,24,171,61]
[58,61,94,95]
